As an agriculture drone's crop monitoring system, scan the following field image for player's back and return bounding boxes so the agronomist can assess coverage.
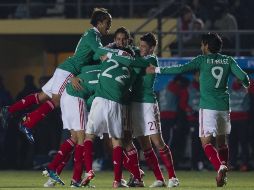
[66,65,101,99]
[58,28,102,75]
[95,58,135,104]
[198,53,243,110]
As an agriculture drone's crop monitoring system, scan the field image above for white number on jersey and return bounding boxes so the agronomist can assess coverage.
[211,66,223,88]
[102,59,130,85]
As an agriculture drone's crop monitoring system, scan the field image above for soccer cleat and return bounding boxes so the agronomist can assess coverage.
[43,168,65,185]
[168,177,180,188]
[149,180,166,188]
[81,170,95,187]
[0,106,10,129]
[128,178,145,187]
[127,168,145,186]
[70,180,81,188]
[121,178,128,186]
[216,165,228,187]
[113,180,129,188]
[43,178,56,187]
[18,121,35,144]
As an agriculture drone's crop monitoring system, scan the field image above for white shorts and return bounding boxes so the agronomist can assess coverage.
[131,102,161,137]
[60,89,87,131]
[86,97,124,139]
[42,68,74,98]
[199,108,231,137]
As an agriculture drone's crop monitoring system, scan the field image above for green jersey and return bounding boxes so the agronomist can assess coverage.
[58,28,118,75]
[95,58,137,104]
[66,65,101,99]
[131,54,158,103]
[157,53,250,111]
[106,51,158,103]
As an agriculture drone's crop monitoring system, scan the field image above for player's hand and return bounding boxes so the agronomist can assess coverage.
[146,64,156,74]
[100,55,108,62]
[70,77,83,91]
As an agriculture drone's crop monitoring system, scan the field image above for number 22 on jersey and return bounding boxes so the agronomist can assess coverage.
[101,59,130,85]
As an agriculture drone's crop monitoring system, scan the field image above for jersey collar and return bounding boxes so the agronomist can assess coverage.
[93,27,102,37]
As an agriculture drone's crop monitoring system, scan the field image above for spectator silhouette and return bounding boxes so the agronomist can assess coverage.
[204,0,238,54]
[169,5,200,56]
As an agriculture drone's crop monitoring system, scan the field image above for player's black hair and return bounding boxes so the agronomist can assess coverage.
[114,27,130,39]
[90,8,111,27]
[140,33,157,47]
[201,32,223,53]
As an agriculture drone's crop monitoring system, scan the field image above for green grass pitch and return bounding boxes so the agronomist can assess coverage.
[0,170,253,189]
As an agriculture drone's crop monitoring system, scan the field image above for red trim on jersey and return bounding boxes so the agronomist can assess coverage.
[78,98,84,130]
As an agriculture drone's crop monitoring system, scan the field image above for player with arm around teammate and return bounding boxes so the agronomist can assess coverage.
[146,32,250,187]
[127,33,179,188]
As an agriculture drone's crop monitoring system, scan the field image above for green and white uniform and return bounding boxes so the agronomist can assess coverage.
[155,53,250,137]
[86,57,138,139]
[129,54,162,137]
[42,27,118,98]
[60,65,101,131]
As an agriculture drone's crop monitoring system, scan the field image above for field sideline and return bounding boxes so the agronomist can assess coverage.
[0,170,254,189]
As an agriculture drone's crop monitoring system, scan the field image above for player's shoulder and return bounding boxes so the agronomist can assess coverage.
[84,28,100,38]
[143,54,158,61]
[217,53,236,64]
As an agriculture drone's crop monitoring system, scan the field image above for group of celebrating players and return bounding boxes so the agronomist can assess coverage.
[0,7,250,188]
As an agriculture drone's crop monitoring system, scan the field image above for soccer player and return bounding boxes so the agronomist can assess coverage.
[146,32,250,187]
[106,27,145,186]
[0,8,113,143]
[43,65,101,187]
[124,33,179,188]
[82,43,143,188]
[101,33,178,187]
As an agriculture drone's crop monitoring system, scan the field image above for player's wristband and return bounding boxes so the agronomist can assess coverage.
[106,52,113,59]
[155,67,161,73]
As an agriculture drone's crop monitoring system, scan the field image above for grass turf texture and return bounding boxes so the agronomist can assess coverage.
[0,170,253,189]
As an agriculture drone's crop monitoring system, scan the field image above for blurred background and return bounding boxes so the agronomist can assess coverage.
[0,0,253,172]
